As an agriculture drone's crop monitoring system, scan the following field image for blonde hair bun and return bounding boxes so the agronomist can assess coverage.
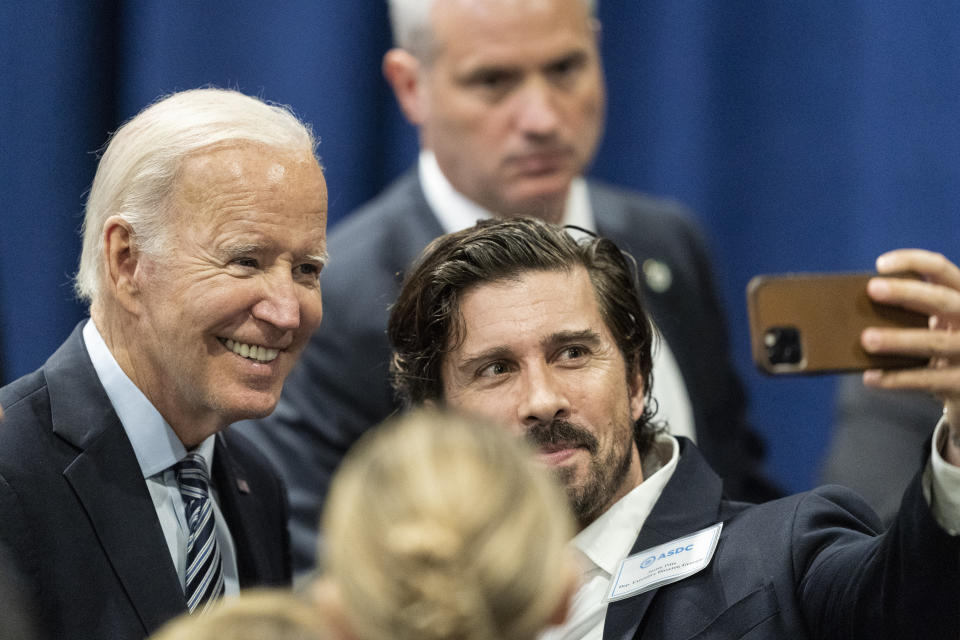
[322,409,575,640]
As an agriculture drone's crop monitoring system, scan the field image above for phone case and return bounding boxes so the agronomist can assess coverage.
[746,272,929,375]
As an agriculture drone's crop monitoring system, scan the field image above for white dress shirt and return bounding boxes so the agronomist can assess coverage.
[539,434,680,640]
[82,320,240,596]
[418,150,696,441]
[927,413,960,535]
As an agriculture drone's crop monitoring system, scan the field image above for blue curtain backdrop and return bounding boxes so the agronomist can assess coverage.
[1,1,957,493]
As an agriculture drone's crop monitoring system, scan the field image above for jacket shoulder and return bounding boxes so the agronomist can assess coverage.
[0,367,48,414]
[329,170,435,248]
[589,180,708,249]
[0,369,54,465]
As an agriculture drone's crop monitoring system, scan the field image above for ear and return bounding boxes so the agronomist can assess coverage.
[103,215,144,315]
[383,48,428,125]
[628,365,646,423]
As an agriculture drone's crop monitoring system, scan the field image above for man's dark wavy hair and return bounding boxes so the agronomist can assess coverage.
[387,217,662,458]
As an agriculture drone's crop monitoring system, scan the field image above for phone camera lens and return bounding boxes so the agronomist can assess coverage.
[765,326,802,365]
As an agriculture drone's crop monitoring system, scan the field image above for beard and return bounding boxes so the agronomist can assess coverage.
[526,417,635,529]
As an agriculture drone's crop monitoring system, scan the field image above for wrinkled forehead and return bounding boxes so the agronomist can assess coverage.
[168,142,327,234]
[176,142,318,188]
[445,266,602,348]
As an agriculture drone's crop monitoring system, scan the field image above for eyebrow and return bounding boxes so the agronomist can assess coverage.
[458,64,521,86]
[459,47,588,82]
[543,329,602,351]
[454,329,602,374]
[544,49,588,70]
[220,242,329,267]
[306,250,330,267]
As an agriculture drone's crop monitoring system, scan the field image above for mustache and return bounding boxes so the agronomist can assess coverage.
[526,419,599,455]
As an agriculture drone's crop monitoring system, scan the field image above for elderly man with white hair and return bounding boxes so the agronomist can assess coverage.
[0,88,328,639]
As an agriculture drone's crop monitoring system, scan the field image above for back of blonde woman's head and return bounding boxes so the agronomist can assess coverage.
[321,409,576,640]
[149,589,328,640]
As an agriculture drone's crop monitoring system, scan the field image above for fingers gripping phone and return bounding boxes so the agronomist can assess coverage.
[746,272,929,375]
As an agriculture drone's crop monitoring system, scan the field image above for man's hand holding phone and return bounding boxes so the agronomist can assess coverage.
[857,249,960,464]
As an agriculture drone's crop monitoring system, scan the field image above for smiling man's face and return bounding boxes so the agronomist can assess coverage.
[126,142,327,436]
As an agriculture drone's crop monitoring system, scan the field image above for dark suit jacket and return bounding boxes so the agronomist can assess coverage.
[603,438,960,639]
[236,170,780,571]
[0,324,291,640]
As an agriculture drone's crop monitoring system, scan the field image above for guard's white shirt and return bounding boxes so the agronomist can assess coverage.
[83,320,240,596]
[418,150,696,441]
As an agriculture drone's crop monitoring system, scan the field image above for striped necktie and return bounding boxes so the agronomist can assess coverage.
[176,453,224,613]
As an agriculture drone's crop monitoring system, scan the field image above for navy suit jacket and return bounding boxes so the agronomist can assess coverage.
[0,324,291,640]
[603,438,960,639]
[237,170,780,571]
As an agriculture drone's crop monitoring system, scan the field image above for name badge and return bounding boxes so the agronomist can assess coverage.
[607,522,723,601]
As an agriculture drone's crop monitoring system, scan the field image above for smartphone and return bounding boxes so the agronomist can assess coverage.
[746,272,929,375]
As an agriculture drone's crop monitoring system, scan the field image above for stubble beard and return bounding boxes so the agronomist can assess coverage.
[559,432,634,530]
[527,417,635,530]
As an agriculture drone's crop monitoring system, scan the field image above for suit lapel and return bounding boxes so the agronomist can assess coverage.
[603,439,725,640]
[213,433,272,587]
[402,171,449,269]
[63,434,187,631]
[48,325,186,633]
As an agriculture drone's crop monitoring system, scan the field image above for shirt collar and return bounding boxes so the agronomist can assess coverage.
[417,149,595,233]
[572,434,680,576]
[82,319,216,478]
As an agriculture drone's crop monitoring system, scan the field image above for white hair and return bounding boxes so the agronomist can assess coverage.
[75,87,317,305]
[387,0,598,60]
